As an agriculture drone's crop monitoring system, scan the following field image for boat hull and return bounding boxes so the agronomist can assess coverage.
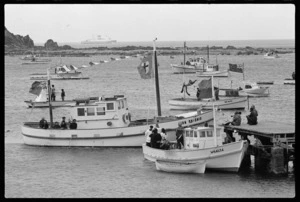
[21,111,214,147]
[283,79,295,85]
[168,97,247,110]
[171,64,204,74]
[24,100,75,108]
[143,141,248,172]
[196,70,229,77]
[30,73,89,80]
[155,160,206,174]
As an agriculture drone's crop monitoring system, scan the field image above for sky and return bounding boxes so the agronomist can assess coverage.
[4,4,295,43]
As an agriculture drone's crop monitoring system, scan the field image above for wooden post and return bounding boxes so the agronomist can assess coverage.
[207,45,209,64]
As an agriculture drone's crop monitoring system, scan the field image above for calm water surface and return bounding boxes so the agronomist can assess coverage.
[5,48,295,198]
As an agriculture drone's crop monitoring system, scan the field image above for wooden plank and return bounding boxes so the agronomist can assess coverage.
[224,121,295,135]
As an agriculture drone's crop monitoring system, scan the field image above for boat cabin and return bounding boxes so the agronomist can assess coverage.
[69,95,131,129]
[183,127,223,149]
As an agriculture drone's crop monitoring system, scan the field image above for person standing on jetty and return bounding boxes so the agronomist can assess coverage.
[246,105,258,125]
[61,89,65,101]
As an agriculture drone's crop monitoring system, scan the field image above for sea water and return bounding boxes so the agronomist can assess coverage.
[5,41,295,198]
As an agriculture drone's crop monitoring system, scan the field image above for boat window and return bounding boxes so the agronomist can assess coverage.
[106,103,114,110]
[121,100,124,109]
[185,131,189,137]
[77,108,85,116]
[118,101,121,109]
[87,108,95,116]
[200,131,206,138]
[97,107,105,115]
[194,131,197,138]
[207,131,213,137]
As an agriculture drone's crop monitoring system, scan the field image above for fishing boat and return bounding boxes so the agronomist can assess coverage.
[168,78,247,110]
[30,65,89,80]
[21,39,214,147]
[283,78,295,85]
[24,83,75,108]
[170,42,206,74]
[81,35,117,44]
[283,72,295,85]
[143,77,249,173]
[155,159,206,174]
[264,51,279,59]
[196,64,229,77]
[239,81,270,97]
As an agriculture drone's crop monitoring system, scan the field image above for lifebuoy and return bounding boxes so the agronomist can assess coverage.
[107,121,112,126]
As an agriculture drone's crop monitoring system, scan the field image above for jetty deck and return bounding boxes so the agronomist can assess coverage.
[224,121,295,146]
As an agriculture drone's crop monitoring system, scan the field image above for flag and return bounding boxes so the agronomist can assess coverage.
[229,63,244,73]
[29,81,47,96]
[198,78,212,99]
[137,53,154,79]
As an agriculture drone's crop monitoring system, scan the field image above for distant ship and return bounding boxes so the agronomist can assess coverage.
[81,35,117,44]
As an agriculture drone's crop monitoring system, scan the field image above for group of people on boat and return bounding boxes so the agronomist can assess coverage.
[145,125,170,150]
[145,122,198,150]
[39,117,77,129]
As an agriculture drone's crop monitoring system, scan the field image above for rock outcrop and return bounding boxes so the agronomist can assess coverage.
[44,39,59,50]
[5,27,34,49]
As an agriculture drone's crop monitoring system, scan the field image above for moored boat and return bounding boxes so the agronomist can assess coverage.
[264,51,279,59]
[239,81,270,97]
[143,126,248,172]
[171,42,206,74]
[30,65,89,80]
[169,78,247,110]
[22,39,214,147]
[155,159,206,174]
[24,84,75,108]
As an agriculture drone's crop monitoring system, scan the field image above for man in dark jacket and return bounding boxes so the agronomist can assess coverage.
[246,105,258,125]
[150,128,162,149]
[176,122,184,149]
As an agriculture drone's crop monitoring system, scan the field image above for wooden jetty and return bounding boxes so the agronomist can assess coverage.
[224,121,295,175]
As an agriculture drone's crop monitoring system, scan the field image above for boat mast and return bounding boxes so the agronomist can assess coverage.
[183,41,186,66]
[47,68,53,127]
[207,45,209,64]
[211,75,218,146]
[153,38,162,116]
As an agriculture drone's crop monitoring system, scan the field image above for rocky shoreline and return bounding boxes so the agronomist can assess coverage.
[5,27,294,57]
[5,45,295,58]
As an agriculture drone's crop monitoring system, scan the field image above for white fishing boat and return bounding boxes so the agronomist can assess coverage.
[155,159,206,174]
[239,81,270,97]
[283,78,295,85]
[264,51,279,59]
[171,42,206,74]
[30,65,89,80]
[169,97,247,110]
[81,35,117,44]
[168,78,247,110]
[24,85,75,108]
[196,65,229,77]
[21,39,214,147]
[283,72,295,85]
[144,76,249,173]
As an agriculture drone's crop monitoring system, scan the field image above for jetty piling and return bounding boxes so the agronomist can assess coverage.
[224,121,295,175]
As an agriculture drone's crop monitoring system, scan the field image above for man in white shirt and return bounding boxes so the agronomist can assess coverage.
[145,125,153,147]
